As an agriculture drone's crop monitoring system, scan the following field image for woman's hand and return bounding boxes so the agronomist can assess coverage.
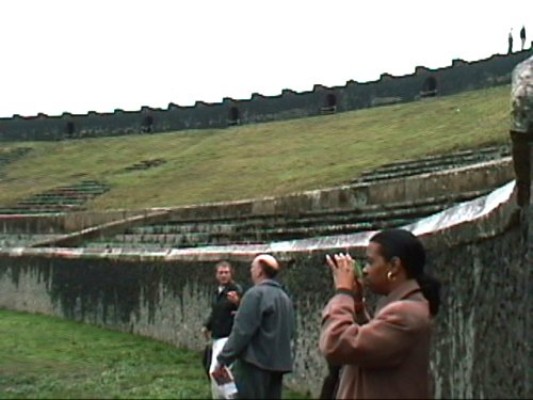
[326,253,363,298]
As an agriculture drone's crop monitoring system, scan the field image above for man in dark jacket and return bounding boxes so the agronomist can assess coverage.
[203,260,243,399]
[214,254,295,399]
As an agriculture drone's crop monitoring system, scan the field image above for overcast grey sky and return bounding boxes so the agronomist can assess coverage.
[0,0,531,118]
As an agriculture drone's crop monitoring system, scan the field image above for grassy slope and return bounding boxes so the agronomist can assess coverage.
[0,85,511,210]
[0,309,309,399]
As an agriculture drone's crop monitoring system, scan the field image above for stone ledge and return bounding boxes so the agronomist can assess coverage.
[0,181,518,263]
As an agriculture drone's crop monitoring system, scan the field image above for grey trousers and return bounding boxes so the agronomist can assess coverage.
[234,360,284,399]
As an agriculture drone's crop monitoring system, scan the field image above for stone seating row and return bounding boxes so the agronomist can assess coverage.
[109,216,411,248]
[0,180,110,215]
[352,144,510,183]
[127,189,488,236]
[0,147,32,174]
[0,233,62,247]
[83,188,490,249]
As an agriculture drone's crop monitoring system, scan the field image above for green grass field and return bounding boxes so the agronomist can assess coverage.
[0,309,309,399]
[0,85,511,210]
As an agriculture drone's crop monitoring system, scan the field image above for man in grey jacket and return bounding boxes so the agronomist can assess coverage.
[214,254,295,399]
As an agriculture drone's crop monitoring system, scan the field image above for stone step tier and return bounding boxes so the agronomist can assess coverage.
[0,180,110,215]
[352,144,510,183]
[0,147,32,175]
[0,234,64,248]
[84,188,490,250]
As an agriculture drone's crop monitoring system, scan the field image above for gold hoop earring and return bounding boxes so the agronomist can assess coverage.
[387,271,394,281]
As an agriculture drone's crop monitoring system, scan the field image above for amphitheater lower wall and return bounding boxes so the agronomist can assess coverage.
[0,186,530,399]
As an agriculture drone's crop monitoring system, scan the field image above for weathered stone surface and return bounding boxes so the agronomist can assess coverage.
[0,181,529,399]
[510,53,533,400]
[510,55,533,207]
[0,226,528,399]
[512,55,533,133]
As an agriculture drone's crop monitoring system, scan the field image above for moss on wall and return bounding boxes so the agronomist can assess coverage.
[0,226,529,398]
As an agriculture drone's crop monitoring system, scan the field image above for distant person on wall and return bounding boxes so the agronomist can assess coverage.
[202,261,243,399]
[320,228,441,399]
[213,254,295,399]
[509,29,514,54]
[520,26,526,50]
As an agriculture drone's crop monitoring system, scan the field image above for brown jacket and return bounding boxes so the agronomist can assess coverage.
[319,280,433,399]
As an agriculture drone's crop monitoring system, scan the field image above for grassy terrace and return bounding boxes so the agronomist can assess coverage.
[0,309,309,399]
[0,85,511,210]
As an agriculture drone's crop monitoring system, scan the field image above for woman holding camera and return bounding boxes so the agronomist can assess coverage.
[319,228,441,399]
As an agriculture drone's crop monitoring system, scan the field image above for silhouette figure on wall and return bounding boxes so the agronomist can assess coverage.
[321,93,337,114]
[508,29,514,54]
[228,107,240,126]
[421,76,437,98]
[142,116,153,133]
[520,26,526,50]
[65,122,75,138]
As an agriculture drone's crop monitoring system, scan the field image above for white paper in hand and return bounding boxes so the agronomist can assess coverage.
[211,366,238,399]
